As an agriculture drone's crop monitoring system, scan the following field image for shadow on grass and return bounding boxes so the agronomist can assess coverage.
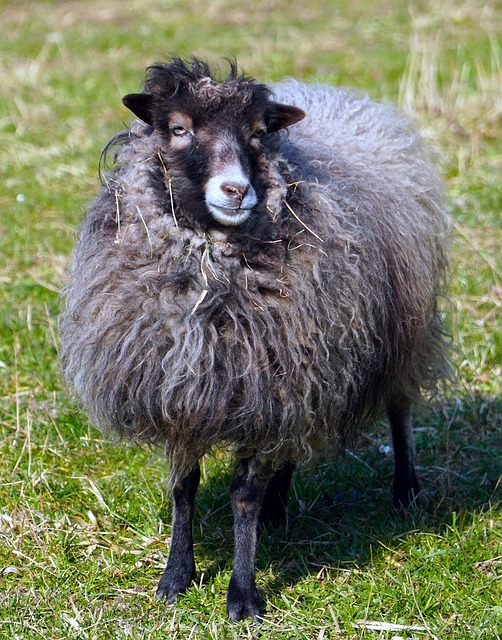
[188,393,501,598]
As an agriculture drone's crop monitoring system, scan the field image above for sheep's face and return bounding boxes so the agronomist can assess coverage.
[159,104,268,227]
[122,59,305,228]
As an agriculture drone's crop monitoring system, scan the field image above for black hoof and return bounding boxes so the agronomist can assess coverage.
[156,563,195,604]
[393,474,420,511]
[226,578,261,621]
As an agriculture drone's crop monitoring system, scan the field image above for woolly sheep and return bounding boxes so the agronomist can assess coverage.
[59,57,450,621]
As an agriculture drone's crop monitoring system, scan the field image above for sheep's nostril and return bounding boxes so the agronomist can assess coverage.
[221,182,250,202]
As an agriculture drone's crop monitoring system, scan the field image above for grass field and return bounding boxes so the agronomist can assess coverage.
[1,0,500,638]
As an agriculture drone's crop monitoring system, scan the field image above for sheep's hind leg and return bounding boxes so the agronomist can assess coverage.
[227,456,273,621]
[388,399,420,509]
[259,462,294,529]
[156,465,200,603]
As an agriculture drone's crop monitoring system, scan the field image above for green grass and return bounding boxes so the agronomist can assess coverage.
[1,0,501,638]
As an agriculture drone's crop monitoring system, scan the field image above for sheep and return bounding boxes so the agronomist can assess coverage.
[59,56,450,621]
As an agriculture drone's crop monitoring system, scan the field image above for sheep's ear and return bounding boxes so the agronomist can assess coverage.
[122,93,154,125]
[266,103,306,132]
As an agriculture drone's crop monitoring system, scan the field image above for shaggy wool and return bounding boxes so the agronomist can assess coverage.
[60,75,450,483]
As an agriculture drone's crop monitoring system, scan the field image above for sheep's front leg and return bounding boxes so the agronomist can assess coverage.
[227,456,272,621]
[156,465,200,603]
[388,400,420,509]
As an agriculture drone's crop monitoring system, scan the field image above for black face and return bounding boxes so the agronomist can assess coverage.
[122,62,305,228]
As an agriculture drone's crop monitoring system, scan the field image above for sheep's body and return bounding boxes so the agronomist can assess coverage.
[60,59,449,620]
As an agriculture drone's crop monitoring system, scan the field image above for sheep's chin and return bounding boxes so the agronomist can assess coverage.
[207,205,253,226]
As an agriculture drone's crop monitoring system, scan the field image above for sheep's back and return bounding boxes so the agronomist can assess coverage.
[275,79,450,393]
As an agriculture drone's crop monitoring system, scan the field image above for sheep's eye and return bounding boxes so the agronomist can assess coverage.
[171,126,189,136]
[252,128,266,140]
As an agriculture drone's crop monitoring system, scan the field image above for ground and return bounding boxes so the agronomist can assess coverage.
[0,1,500,638]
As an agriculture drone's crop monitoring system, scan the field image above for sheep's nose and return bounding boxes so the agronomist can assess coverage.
[221,182,250,202]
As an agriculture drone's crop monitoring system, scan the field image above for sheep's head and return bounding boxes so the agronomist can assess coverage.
[122,57,305,227]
